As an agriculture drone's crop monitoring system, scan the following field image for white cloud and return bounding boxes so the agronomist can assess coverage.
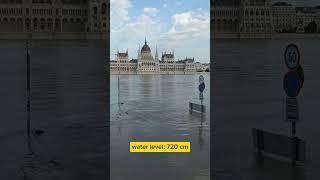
[112,5,160,44]
[117,15,158,40]
[158,11,209,50]
[110,1,210,62]
[110,0,131,30]
[111,12,162,58]
[143,7,159,16]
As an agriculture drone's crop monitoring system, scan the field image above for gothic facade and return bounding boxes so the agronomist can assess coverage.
[0,0,108,39]
[110,39,197,75]
[212,0,320,38]
[212,0,274,39]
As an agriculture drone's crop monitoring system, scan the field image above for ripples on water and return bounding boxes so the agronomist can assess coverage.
[213,39,320,180]
[0,40,107,179]
[110,74,210,180]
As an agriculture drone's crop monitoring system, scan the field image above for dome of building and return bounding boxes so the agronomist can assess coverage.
[141,39,151,52]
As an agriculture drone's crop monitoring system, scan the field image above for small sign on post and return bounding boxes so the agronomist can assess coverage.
[252,44,306,166]
[286,97,299,123]
[283,43,305,165]
[198,75,205,105]
[190,75,206,113]
[283,71,301,98]
[284,44,300,70]
[199,75,204,84]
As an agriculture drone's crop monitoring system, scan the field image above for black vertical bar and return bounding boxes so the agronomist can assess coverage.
[27,41,31,139]
[292,121,296,165]
[257,129,264,157]
[292,122,296,135]
[294,137,299,161]
[118,75,120,108]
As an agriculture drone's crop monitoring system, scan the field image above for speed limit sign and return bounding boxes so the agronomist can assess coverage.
[284,44,300,70]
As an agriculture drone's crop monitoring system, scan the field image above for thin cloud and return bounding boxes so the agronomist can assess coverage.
[158,11,209,49]
[110,0,131,30]
[143,7,159,16]
[111,0,210,62]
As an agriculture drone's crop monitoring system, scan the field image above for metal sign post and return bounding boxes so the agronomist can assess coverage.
[118,75,120,107]
[198,75,205,105]
[286,97,299,123]
[26,41,35,156]
[189,75,206,113]
[252,44,306,165]
[26,41,31,140]
[283,43,304,165]
[199,93,203,105]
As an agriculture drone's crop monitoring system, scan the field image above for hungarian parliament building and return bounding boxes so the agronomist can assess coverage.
[110,39,205,75]
[0,0,108,39]
[212,0,320,39]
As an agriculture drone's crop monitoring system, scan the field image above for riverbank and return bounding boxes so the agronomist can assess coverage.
[212,32,320,40]
[0,32,107,40]
[109,71,209,75]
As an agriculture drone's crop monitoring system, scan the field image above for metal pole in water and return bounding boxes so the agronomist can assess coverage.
[118,75,120,107]
[292,121,296,165]
[26,40,35,156]
[26,41,31,139]
[292,122,296,136]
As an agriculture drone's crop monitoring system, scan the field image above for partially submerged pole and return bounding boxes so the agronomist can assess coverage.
[190,75,205,113]
[118,75,120,107]
[26,41,34,155]
[26,41,31,139]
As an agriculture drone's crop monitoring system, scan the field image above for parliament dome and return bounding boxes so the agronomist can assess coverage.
[141,39,151,52]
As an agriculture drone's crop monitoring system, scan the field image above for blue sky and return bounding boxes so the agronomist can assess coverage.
[110,0,210,63]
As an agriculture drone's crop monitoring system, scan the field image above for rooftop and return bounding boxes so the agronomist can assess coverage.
[141,39,151,52]
[272,2,292,6]
[117,52,128,57]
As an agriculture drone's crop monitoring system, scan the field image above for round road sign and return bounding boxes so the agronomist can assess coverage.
[284,44,300,70]
[199,75,204,84]
[199,82,205,93]
[283,71,302,97]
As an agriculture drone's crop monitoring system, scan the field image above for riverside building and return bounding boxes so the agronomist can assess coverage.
[212,0,320,39]
[110,39,198,75]
[0,0,108,39]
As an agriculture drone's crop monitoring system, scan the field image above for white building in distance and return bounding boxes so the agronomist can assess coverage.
[272,2,296,32]
[296,6,320,32]
[110,39,202,75]
[212,0,320,38]
[212,0,274,39]
[0,0,108,39]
